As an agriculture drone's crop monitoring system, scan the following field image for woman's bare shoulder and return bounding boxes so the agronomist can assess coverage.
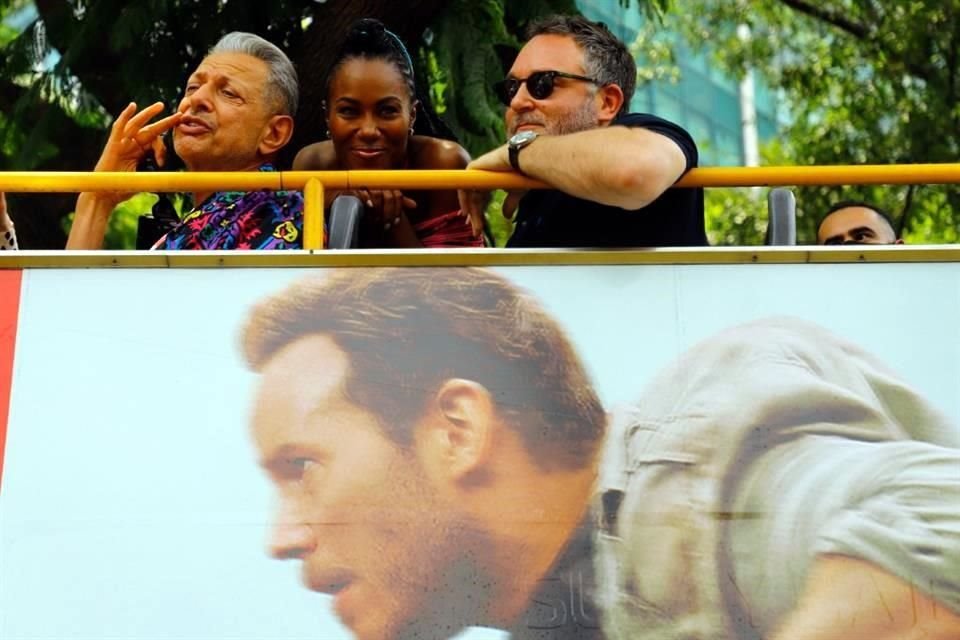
[292,141,338,170]
[410,136,471,170]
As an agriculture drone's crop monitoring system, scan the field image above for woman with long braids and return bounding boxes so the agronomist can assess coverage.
[294,19,483,247]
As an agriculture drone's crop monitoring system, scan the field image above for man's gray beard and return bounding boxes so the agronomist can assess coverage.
[544,100,600,136]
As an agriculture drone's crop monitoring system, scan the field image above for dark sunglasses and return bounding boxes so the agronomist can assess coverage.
[494,70,599,105]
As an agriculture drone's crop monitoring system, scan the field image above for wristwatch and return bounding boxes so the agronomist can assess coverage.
[508,130,539,173]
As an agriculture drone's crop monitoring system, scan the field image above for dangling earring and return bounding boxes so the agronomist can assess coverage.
[325,129,331,138]
[409,127,414,136]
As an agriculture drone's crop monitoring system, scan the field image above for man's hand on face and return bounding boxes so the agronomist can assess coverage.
[95,102,182,173]
[93,102,182,205]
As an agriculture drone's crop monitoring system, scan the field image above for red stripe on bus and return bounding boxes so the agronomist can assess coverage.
[0,269,22,493]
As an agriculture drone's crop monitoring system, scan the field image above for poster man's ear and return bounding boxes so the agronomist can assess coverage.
[425,378,494,481]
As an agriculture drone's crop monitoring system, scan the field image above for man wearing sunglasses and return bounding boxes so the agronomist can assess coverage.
[462,15,706,248]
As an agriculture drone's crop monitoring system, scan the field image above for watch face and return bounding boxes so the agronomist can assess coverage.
[509,130,538,147]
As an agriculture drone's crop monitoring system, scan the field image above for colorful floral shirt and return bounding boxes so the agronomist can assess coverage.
[156,164,303,250]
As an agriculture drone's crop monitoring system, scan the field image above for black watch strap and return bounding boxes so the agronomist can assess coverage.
[508,131,538,174]
[509,145,523,173]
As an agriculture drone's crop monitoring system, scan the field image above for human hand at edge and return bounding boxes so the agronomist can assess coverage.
[356,189,418,231]
[0,193,15,250]
[501,190,527,220]
[457,189,491,237]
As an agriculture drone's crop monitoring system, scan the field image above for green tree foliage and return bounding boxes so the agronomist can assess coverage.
[659,0,960,244]
[703,142,796,246]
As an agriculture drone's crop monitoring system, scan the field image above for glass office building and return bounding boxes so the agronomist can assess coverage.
[577,0,779,166]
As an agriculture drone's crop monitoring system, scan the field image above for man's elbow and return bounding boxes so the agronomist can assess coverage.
[604,163,682,210]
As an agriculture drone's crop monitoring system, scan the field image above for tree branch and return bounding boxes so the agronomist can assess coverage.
[777,0,869,39]
[776,0,932,83]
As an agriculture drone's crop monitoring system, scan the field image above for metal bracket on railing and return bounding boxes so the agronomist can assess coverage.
[767,188,797,246]
[328,195,363,249]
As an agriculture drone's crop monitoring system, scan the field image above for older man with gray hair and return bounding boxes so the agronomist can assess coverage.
[67,32,303,250]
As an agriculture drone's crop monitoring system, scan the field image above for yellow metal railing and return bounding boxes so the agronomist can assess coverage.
[0,170,541,192]
[0,170,547,250]
[674,164,960,187]
[301,178,325,250]
[3,164,960,249]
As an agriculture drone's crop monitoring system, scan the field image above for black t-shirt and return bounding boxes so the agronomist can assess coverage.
[506,113,707,248]
[507,515,602,639]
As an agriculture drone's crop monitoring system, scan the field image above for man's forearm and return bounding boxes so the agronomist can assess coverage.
[517,127,687,210]
[772,554,960,640]
[66,193,115,249]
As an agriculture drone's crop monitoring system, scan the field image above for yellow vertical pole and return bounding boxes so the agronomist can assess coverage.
[303,178,325,250]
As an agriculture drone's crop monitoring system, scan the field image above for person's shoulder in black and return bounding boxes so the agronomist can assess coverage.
[615,112,699,174]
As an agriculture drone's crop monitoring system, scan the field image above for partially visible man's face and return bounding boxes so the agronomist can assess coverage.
[505,34,600,137]
[251,334,476,640]
[817,206,900,245]
[174,52,277,172]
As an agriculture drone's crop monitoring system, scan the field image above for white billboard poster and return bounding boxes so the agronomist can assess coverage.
[1,264,958,640]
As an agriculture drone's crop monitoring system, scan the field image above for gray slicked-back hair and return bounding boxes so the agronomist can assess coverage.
[527,15,636,114]
[209,32,299,117]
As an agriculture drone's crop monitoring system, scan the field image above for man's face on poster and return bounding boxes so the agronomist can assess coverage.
[250,334,469,640]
